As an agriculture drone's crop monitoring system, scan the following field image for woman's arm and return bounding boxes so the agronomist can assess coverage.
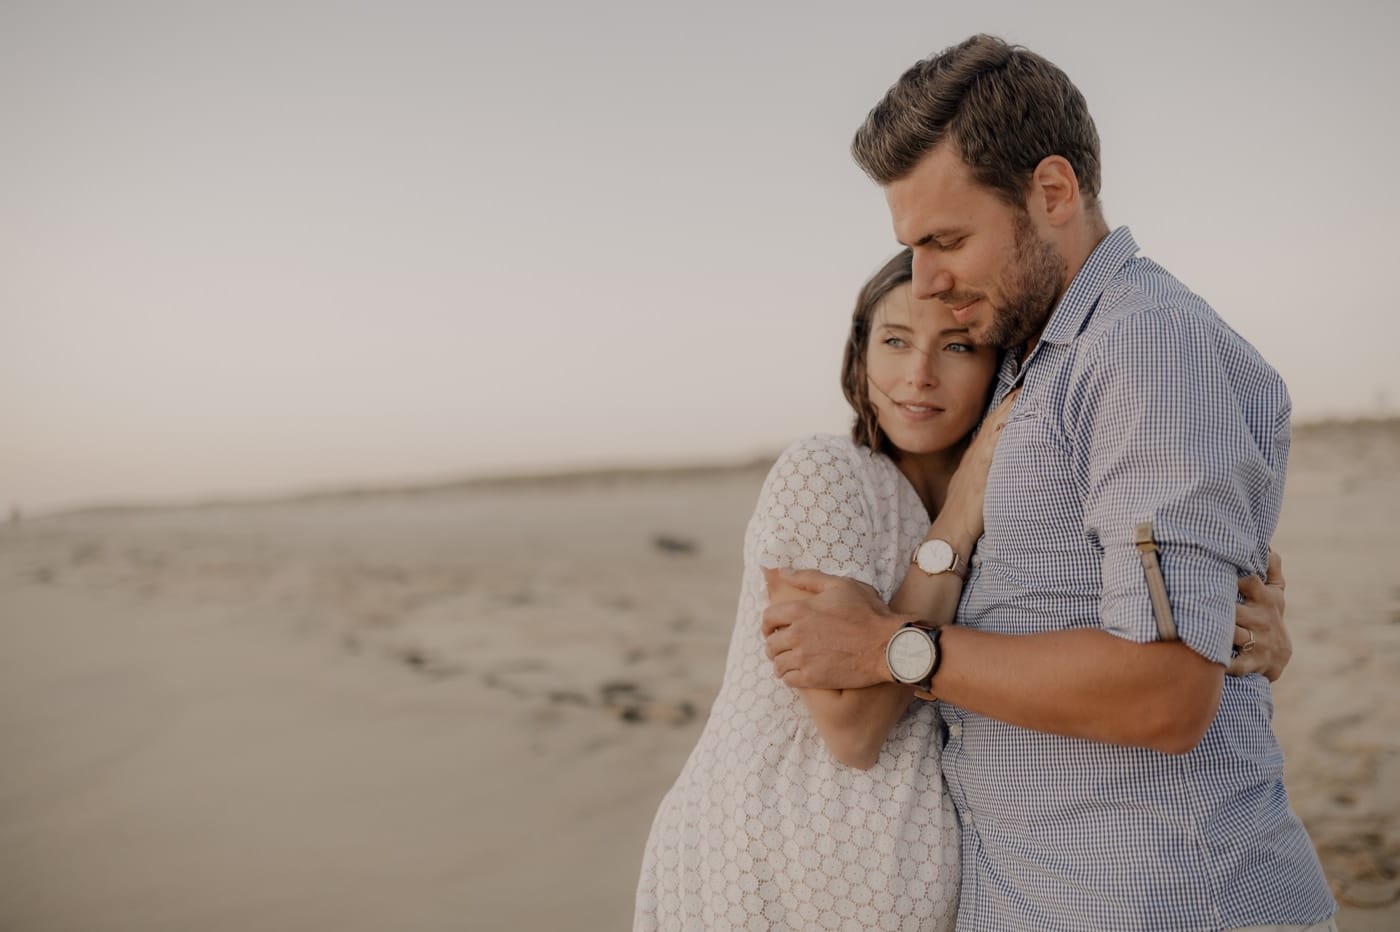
[776,393,1019,770]
[765,569,915,770]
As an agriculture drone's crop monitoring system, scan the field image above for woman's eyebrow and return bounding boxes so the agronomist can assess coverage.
[876,323,971,337]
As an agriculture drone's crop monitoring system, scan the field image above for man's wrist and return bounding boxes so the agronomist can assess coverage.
[872,613,927,684]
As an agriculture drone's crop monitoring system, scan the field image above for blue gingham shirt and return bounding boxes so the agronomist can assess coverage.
[943,227,1336,931]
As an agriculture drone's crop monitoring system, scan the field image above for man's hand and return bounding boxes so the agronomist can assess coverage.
[760,568,907,689]
[1228,549,1290,681]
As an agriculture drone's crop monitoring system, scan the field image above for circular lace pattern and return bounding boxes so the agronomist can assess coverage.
[636,436,960,931]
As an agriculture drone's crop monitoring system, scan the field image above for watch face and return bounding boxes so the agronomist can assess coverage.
[887,628,935,683]
[916,539,955,575]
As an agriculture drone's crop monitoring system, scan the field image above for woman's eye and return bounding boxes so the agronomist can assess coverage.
[883,336,907,348]
[945,342,974,353]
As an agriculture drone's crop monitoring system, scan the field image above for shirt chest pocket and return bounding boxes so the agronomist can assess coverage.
[984,399,1086,555]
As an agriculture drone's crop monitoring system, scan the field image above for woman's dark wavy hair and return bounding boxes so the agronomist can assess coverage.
[840,249,913,457]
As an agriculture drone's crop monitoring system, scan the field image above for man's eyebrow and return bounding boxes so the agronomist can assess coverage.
[899,229,963,248]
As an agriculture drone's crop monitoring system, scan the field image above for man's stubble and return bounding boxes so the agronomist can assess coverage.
[982,210,1066,352]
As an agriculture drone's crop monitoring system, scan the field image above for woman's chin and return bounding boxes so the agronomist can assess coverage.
[884,429,965,458]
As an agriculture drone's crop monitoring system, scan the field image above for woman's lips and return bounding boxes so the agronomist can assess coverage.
[895,402,945,421]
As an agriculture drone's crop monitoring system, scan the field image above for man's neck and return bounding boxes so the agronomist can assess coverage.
[1019,216,1112,364]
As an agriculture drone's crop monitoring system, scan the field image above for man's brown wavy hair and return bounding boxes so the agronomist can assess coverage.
[852,34,1101,213]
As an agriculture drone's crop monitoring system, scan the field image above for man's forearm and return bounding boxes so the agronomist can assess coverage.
[931,626,1225,754]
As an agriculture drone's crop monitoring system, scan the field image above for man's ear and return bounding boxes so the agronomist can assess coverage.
[1029,155,1081,228]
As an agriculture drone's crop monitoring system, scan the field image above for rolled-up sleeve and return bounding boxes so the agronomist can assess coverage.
[1068,307,1290,664]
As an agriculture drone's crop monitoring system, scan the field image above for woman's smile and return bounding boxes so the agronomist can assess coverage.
[894,401,946,421]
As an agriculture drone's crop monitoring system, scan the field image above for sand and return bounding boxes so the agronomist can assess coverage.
[1,420,1397,931]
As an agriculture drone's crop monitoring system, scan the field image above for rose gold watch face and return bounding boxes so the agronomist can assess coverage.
[916,539,955,574]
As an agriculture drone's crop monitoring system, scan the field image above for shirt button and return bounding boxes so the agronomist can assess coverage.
[948,724,963,738]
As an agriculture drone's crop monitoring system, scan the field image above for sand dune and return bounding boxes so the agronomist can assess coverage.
[2,419,1397,930]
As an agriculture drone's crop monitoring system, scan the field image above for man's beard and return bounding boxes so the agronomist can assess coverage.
[981,211,1065,351]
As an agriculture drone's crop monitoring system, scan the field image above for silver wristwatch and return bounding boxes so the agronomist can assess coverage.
[886,622,942,690]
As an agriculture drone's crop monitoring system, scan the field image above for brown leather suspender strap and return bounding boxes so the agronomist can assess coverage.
[1135,522,1179,642]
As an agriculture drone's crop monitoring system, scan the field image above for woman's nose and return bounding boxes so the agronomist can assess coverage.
[906,349,939,388]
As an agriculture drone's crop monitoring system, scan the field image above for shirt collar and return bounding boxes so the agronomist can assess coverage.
[1037,226,1139,347]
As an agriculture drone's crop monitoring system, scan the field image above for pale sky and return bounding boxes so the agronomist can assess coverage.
[3,0,1398,514]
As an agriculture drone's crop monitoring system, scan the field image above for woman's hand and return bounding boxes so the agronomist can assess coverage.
[937,388,1020,548]
[1228,549,1290,681]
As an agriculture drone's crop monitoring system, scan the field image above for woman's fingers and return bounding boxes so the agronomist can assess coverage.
[1265,548,1285,590]
[1227,650,1265,678]
[1231,574,1292,682]
[1237,569,1284,623]
[994,387,1022,411]
[987,388,1021,431]
[1237,573,1264,603]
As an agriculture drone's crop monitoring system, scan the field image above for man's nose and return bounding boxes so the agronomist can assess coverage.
[912,253,953,302]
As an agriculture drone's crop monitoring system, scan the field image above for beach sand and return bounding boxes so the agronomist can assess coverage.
[1,419,1397,931]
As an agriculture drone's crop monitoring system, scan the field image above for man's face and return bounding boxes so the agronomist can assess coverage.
[886,145,1066,351]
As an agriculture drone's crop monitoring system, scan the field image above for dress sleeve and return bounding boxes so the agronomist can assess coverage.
[752,436,881,590]
[1067,308,1290,665]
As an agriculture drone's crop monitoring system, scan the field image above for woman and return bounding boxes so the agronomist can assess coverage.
[634,250,1289,931]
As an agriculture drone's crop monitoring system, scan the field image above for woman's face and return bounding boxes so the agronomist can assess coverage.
[865,283,999,457]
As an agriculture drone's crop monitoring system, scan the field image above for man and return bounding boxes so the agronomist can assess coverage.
[762,35,1336,931]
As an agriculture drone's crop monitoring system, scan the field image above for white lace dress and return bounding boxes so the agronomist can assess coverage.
[635,435,960,932]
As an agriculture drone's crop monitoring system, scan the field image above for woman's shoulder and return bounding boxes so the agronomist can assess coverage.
[770,433,886,477]
[767,431,896,486]
[756,431,907,576]
[763,434,922,527]
[758,434,900,512]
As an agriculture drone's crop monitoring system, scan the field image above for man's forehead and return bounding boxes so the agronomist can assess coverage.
[885,146,981,241]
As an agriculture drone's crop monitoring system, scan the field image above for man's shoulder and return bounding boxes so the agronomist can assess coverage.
[1086,256,1227,343]
[1078,257,1285,394]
